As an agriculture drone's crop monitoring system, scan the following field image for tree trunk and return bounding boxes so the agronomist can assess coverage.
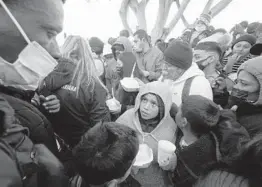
[119,0,133,35]
[210,0,233,18]
[151,0,173,44]
[202,0,215,14]
[129,0,148,31]
[175,0,189,28]
[135,6,147,30]
[164,0,191,39]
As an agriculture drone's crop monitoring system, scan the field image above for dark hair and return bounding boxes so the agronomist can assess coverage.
[134,29,150,43]
[73,122,139,185]
[195,42,223,59]
[240,21,249,28]
[181,95,220,137]
[155,39,164,44]
[108,37,117,45]
[111,43,125,60]
[120,30,130,38]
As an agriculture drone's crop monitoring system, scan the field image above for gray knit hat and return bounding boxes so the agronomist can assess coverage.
[238,56,262,105]
[164,40,193,70]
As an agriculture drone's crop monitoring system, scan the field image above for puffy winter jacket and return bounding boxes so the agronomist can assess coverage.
[0,92,58,155]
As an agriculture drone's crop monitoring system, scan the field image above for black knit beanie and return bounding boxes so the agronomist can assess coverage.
[89,37,104,54]
[164,40,193,70]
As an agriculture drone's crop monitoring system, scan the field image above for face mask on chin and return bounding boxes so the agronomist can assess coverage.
[0,0,58,91]
[228,87,257,108]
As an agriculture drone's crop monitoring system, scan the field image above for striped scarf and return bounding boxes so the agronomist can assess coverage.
[222,54,253,73]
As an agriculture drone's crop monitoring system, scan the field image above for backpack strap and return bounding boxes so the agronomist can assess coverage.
[182,76,196,103]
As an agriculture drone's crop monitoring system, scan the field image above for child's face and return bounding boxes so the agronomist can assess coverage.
[140,94,159,120]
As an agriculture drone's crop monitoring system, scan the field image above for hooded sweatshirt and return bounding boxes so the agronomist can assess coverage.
[164,63,213,106]
[234,57,262,137]
[214,56,262,138]
[105,37,136,95]
[116,81,177,187]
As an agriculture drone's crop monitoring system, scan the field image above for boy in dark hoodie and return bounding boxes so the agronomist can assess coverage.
[164,95,250,187]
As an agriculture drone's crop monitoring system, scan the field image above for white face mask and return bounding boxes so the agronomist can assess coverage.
[0,0,58,90]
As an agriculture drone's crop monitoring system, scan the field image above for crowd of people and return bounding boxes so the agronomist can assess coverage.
[1,0,262,187]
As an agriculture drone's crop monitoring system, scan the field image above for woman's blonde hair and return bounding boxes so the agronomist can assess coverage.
[61,35,108,97]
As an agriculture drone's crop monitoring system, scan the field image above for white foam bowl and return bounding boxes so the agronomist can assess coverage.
[120,77,140,92]
[106,98,121,112]
[133,144,153,168]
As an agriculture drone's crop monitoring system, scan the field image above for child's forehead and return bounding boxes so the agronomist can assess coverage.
[142,93,157,99]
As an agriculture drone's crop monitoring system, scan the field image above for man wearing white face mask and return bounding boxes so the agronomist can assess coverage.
[193,42,223,85]
[0,1,69,187]
[0,0,66,155]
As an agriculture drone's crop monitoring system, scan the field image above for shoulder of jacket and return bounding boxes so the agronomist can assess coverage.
[192,75,210,85]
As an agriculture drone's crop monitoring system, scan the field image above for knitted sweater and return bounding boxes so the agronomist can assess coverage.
[222,54,252,73]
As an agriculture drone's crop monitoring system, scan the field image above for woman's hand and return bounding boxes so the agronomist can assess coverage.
[224,54,240,73]
[141,70,150,77]
[159,153,177,171]
[41,95,60,113]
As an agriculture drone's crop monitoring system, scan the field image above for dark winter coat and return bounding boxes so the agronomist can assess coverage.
[171,110,250,187]
[38,58,111,147]
[214,91,262,138]
[0,89,58,155]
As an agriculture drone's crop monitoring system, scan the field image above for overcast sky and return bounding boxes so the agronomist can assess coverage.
[57,0,262,44]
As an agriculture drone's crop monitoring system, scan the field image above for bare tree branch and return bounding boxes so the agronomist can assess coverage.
[164,0,191,39]
[202,0,215,14]
[119,0,133,35]
[210,0,233,18]
[151,0,173,43]
[175,0,189,28]
[139,0,150,6]
[129,0,148,31]
[129,0,139,13]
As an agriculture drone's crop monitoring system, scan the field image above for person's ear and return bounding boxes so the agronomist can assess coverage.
[142,38,147,43]
[206,55,215,65]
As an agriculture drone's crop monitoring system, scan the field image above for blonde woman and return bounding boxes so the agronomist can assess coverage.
[38,35,111,148]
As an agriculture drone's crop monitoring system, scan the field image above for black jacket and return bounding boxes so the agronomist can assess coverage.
[39,58,111,147]
[213,90,262,138]
[0,91,58,156]
[172,110,250,187]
